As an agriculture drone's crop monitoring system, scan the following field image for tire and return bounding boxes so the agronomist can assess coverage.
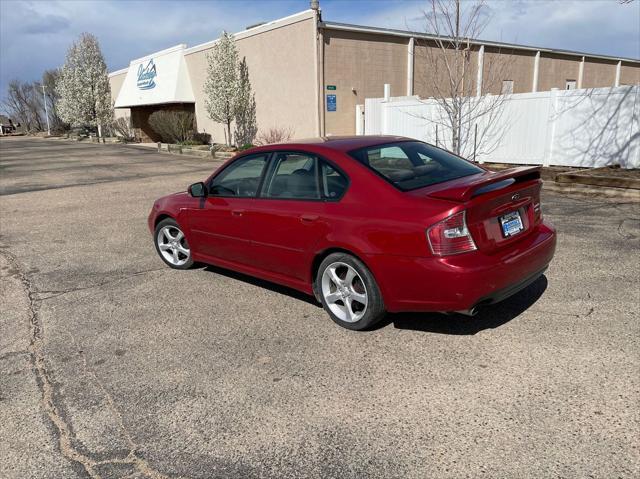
[153,218,194,270]
[316,252,386,331]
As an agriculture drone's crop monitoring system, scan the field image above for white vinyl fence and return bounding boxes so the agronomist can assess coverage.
[362,85,639,168]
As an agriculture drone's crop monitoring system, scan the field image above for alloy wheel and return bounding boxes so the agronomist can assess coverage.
[157,225,190,266]
[321,261,368,323]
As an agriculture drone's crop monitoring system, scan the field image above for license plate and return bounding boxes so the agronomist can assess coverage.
[500,211,524,237]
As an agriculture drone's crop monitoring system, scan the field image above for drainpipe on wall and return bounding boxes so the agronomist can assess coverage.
[312,0,324,136]
[615,60,621,87]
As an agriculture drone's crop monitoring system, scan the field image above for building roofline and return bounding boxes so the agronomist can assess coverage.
[108,10,315,75]
[183,9,315,56]
[321,21,640,64]
[108,67,128,78]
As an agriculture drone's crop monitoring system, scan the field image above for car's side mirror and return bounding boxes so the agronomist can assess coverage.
[188,182,207,198]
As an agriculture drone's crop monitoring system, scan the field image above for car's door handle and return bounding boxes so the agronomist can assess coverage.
[300,214,318,223]
[231,209,245,217]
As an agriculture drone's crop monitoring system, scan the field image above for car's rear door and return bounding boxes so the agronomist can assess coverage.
[187,153,269,265]
[247,152,348,281]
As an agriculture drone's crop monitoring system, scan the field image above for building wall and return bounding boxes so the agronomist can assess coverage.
[537,53,581,91]
[581,58,616,88]
[108,72,130,120]
[185,15,318,144]
[481,47,535,94]
[413,41,479,97]
[322,30,408,135]
[620,61,640,86]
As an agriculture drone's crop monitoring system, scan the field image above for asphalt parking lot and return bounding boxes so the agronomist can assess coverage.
[1,136,639,479]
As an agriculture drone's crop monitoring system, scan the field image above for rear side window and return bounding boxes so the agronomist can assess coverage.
[264,153,320,199]
[262,152,348,201]
[349,141,483,191]
[320,161,347,199]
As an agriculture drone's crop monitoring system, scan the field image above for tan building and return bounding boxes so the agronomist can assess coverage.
[109,6,640,142]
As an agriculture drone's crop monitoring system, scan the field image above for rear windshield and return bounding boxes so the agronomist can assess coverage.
[348,141,483,191]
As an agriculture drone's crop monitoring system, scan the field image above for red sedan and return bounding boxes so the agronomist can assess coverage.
[149,136,556,330]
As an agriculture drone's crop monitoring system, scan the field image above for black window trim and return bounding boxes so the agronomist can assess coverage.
[256,149,350,202]
[347,140,483,192]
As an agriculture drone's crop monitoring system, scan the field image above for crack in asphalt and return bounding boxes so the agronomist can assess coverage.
[0,250,175,479]
[0,350,30,361]
[34,267,167,301]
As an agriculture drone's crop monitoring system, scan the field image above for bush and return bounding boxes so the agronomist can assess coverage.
[148,110,194,143]
[191,132,211,145]
[254,126,293,145]
[112,116,134,142]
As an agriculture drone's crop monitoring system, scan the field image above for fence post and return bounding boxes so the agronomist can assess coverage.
[543,88,559,167]
[157,142,161,152]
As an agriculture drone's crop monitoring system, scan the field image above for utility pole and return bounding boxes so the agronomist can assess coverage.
[41,84,51,136]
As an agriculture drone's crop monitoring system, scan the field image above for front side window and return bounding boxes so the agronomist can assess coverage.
[264,153,320,199]
[210,155,267,197]
[349,141,483,191]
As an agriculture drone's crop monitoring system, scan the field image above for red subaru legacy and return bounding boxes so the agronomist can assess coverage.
[149,136,556,330]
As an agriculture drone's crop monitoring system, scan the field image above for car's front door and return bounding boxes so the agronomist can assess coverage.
[188,154,269,266]
[248,152,348,281]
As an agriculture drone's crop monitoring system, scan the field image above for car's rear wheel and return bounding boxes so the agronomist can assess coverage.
[154,218,194,269]
[316,252,386,330]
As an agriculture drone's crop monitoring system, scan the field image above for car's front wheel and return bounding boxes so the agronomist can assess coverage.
[154,218,194,269]
[316,252,386,330]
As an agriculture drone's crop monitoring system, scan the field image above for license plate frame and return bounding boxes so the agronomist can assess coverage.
[500,210,524,237]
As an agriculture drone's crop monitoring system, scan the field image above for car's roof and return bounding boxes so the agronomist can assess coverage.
[254,135,413,153]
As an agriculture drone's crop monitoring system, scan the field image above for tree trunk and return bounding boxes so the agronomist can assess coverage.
[226,120,232,146]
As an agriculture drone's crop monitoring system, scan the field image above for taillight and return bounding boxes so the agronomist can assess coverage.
[533,202,542,222]
[427,211,477,256]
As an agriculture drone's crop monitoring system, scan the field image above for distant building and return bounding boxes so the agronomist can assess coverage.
[0,115,18,135]
[108,5,640,142]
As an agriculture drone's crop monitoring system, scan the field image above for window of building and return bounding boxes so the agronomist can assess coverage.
[209,155,268,197]
[264,153,320,199]
[565,80,577,90]
[501,80,514,95]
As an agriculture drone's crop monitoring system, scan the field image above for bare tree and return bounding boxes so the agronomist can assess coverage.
[1,79,45,132]
[415,0,513,157]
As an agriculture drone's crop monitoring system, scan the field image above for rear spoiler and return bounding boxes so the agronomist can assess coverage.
[427,167,541,202]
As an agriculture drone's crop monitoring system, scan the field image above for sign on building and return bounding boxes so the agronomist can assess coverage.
[326,94,337,112]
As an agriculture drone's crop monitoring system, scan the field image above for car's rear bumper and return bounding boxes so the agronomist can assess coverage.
[366,220,556,313]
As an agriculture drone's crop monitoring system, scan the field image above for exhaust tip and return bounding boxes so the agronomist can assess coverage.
[455,306,479,317]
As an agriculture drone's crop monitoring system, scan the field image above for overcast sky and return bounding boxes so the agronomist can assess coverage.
[1,0,639,97]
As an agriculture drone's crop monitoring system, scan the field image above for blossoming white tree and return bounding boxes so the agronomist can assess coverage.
[57,33,113,137]
[204,32,240,145]
[234,57,258,147]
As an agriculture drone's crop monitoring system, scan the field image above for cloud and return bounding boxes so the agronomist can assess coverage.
[19,9,70,35]
[1,0,638,101]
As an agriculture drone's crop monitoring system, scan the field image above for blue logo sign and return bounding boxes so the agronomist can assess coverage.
[326,94,337,112]
[137,59,157,90]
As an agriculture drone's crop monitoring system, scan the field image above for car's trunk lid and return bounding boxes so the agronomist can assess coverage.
[414,167,543,253]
